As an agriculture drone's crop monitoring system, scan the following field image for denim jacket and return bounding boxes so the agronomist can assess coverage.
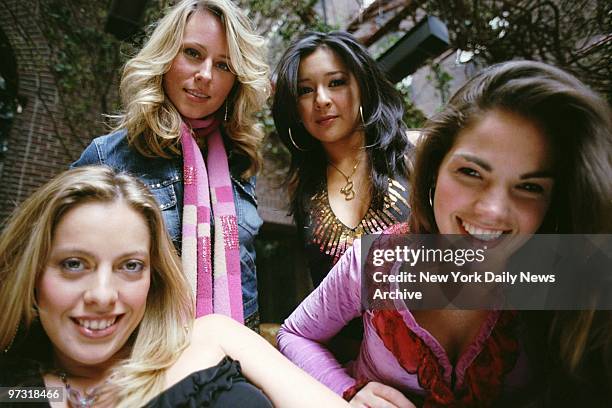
[71,129,263,319]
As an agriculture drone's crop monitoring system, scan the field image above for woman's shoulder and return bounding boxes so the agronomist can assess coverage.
[73,129,181,183]
[191,314,246,344]
[164,317,229,390]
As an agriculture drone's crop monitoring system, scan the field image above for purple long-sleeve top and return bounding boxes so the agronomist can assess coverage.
[277,239,532,400]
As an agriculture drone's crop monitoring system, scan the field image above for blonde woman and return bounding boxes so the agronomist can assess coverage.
[0,166,348,407]
[72,0,270,329]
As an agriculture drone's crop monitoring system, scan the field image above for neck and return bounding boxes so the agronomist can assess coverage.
[52,346,129,384]
[321,130,366,166]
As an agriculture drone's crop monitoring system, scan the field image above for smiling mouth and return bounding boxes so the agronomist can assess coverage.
[71,315,122,331]
[458,218,509,241]
[185,89,210,99]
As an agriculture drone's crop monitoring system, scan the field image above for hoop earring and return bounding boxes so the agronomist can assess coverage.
[428,186,435,208]
[360,141,378,149]
[358,106,377,149]
[288,128,308,151]
[224,101,229,122]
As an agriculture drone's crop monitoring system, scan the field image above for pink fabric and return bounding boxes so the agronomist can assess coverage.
[277,239,529,399]
[181,117,243,323]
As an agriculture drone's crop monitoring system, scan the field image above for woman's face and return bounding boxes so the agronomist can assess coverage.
[163,9,236,120]
[296,47,362,148]
[37,201,151,368]
[433,109,555,242]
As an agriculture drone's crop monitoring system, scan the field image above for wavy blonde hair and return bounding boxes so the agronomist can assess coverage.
[115,0,270,177]
[0,166,194,407]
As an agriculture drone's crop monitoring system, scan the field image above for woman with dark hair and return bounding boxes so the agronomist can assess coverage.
[272,31,412,287]
[277,60,612,407]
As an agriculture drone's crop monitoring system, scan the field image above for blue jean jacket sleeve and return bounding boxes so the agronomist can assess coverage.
[70,130,262,320]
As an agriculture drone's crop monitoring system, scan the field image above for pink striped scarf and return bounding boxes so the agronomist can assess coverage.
[180,117,243,323]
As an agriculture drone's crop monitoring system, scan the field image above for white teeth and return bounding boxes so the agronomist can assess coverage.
[77,317,117,331]
[461,220,504,241]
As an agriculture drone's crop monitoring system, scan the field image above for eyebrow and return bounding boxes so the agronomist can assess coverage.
[51,248,150,258]
[457,153,555,179]
[297,70,347,83]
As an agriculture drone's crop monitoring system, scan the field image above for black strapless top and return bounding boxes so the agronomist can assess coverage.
[145,356,272,407]
[1,356,272,407]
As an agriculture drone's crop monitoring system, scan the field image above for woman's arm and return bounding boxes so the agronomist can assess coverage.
[277,242,364,396]
[192,315,349,407]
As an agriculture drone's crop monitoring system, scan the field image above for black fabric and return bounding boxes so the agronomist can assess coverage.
[145,357,272,408]
[1,356,272,408]
[0,356,49,407]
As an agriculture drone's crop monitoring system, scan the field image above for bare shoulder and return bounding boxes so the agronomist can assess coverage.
[192,314,248,344]
[164,316,230,387]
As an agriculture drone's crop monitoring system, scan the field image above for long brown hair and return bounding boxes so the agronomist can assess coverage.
[410,60,612,403]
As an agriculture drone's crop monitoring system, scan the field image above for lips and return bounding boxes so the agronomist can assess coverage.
[185,88,210,100]
[71,315,124,338]
[316,115,338,125]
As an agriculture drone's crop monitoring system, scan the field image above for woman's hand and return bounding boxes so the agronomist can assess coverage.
[349,382,416,408]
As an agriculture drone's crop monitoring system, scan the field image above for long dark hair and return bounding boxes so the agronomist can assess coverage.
[410,60,611,235]
[409,60,612,405]
[272,31,412,227]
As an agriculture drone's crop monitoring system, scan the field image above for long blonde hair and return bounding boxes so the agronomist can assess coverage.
[115,0,270,177]
[0,166,194,407]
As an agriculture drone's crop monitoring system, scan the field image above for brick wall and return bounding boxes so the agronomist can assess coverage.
[0,0,89,221]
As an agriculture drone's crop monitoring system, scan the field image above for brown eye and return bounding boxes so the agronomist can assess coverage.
[297,86,313,96]
[184,47,200,59]
[216,61,231,72]
[518,182,544,194]
[458,167,481,178]
[329,78,346,87]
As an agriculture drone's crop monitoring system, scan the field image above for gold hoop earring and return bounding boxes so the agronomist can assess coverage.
[224,101,229,122]
[288,128,308,151]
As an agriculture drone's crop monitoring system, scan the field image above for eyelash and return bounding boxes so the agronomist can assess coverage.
[297,86,312,96]
[183,48,231,72]
[59,258,145,274]
[297,78,347,96]
[517,183,544,194]
[184,47,200,59]
[458,167,546,195]
[458,167,481,178]
[121,260,145,274]
[61,258,87,272]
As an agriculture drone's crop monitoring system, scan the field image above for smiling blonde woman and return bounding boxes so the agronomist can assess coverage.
[73,0,271,330]
[0,166,348,408]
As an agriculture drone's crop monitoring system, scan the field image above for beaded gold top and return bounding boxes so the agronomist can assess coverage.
[304,178,410,270]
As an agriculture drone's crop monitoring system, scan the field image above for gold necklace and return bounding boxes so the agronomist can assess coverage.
[329,159,359,201]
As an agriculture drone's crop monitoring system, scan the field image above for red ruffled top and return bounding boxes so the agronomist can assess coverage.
[372,310,519,407]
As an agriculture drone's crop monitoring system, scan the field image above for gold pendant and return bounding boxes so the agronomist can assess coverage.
[340,180,355,200]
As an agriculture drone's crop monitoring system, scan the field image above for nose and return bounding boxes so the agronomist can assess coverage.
[473,186,511,225]
[194,59,212,83]
[83,267,118,309]
[314,86,332,109]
